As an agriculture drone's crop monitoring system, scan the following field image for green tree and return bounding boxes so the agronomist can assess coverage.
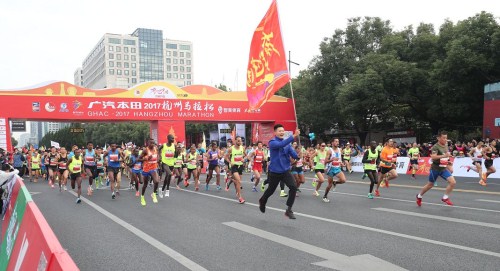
[11,137,18,148]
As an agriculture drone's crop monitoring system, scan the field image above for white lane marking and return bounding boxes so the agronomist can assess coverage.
[476,199,500,204]
[223,221,406,271]
[373,208,500,229]
[178,189,500,259]
[68,191,207,271]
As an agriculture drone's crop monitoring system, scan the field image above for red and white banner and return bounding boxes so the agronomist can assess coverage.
[351,156,410,174]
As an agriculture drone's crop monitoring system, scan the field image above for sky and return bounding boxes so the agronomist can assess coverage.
[2,0,500,138]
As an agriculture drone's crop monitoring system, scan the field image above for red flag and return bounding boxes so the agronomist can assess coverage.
[246,0,289,110]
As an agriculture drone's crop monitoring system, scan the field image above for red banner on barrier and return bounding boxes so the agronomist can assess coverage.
[406,157,455,176]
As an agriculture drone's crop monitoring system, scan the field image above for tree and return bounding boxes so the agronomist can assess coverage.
[11,137,18,148]
[215,83,230,91]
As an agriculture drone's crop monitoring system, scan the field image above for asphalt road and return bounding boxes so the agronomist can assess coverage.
[23,171,500,271]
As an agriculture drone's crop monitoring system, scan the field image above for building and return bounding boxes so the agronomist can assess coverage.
[28,122,70,145]
[18,133,31,148]
[75,28,193,89]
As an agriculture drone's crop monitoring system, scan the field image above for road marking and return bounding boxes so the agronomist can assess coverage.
[223,221,406,271]
[476,199,500,204]
[68,191,207,271]
[179,189,500,259]
[464,182,500,186]
[30,192,41,195]
[372,208,500,229]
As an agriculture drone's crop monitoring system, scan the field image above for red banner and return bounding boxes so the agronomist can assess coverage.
[246,0,289,110]
[252,123,275,144]
[406,157,455,175]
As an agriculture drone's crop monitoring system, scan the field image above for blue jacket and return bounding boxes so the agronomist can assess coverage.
[268,136,298,174]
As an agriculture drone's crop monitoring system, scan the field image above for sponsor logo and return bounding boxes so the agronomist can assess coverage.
[60,103,69,112]
[73,100,82,111]
[32,102,40,112]
[45,102,55,112]
[218,106,223,114]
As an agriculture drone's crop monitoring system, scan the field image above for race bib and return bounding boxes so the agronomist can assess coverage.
[110,154,119,161]
[370,159,376,164]
[85,156,95,162]
[73,166,81,172]
[149,154,158,163]
[175,160,182,166]
[234,155,243,162]
[32,161,39,165]
[133,164,142,170]
[165,151,174,158]
[439,158,449,167]
[255,155,263,163]
[392,154,398,163]
[190,160,197,165]
[50,158,57,166]
[96,162,104,167]
[59,162,67,169]
[320,158,325,164]
[296,160,303,167]
[477,155,483,159]
[331,160,341,168]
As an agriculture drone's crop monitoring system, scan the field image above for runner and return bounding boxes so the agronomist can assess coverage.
[312,143,328,197]
[205,142,221,191]
[362,141,380,199]
[248,141,265,192]
[342,143,353,173]
[465,142,486,186]
[47,146,59,188]
[184,145,200,190]
[140,138,160,206]
[67,148,83,204]
[375,139,398,197]
[408,142,420,179]
[30,149,41,182]
[104,143,123,199]
[128,148,142,197]
[159,134,176,198]
[416,131,456,206]
[323,138,347,202]
[83,142,97,196]
[196,143,206,181]
[173,146,184,189]
[482,145,497,186]
[224,136,246,204]
[259,125,300,219]
[57,147,69,191]
[291,143,305,195]
[95,147,105,189]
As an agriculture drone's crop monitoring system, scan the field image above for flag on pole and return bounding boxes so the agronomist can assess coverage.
[50,141,60,149]
[201,132,206,150]
[246,0,289,110]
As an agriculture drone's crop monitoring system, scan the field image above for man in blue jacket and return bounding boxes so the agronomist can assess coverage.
[259,124,300,219]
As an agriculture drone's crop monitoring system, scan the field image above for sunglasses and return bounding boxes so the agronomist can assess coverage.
[321,145,326,147]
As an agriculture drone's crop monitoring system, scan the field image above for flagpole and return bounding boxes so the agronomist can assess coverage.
[288,50,300,146]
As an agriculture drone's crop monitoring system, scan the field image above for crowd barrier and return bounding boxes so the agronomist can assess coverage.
[350,157,499,179]
[1,176,79,271]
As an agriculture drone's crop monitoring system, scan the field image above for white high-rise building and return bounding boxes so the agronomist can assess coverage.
[75,28,193,89]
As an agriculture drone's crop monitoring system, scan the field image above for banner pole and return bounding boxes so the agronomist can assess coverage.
[288,50,300,146]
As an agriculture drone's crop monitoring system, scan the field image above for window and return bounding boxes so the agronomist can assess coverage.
[124,39,136,45]
[166,65,171,71]
[116,46,121,52]
[117,54,121,60]
[117,62,122,68]
[180,44,191,50]
[131,55,136,61]
[173,59,178,64]
[108,38,121,44]
[109,61,114,67]
[174,73,178,79]
[166,51,171,56]
[124,62,129,68]
[132,70,136,76]
[109,69,114,75]
[173,51,178,57]
[124,55,129,60]
[187,67,191,72]
[125,70,129,75]
[187,81,191,85]
[187,60,191,65]
[109,45,114,51]
[124,47,129,53]
[187,74,191,79]
[166,73,172,78]
[180,59,184,64]
[131,63,136,68]
[131,48,136,53]
[166,58,171,64]
[180,66,184,72]
[173,66,178,71]
[109,53,114,59]
[166,43,177,49]
[131,78,137,83]
[186,52,191,58]
[180,52,184,57]
[117,70,122,75]
[180,74,185,79]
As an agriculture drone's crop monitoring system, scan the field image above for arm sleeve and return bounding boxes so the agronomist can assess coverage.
[269,136,294,150]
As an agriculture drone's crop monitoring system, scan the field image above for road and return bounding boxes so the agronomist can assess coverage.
[24,171,500,271]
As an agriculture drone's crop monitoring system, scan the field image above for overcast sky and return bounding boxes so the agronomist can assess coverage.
[1,0,499,91]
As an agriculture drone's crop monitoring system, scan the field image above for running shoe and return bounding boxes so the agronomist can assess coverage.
[322,197,330,203]
[434,182,438,187]
[411,176,416,180]
[313,190,319,197]
[63,185,67,191]
[165,190,170,197]
[205,183,209,191]
[239,197,246,204]
[442,197,453,206]
[112,192,116,199]
[49,180,53,187]
[106,179,110,186]
[260,183,265,192]
[416,195,422,207]
[460,165,471,172]
[285,209,296,219]
[184,180,189,187]
[375,190,380,197]
[482,173,487,181]
[135,191,140,197]
[297,189,301,193]
[87,186,92,196]
[216,185,221,191]
[76,197,81,204]
[159,190,164,198]
[140,195,146,206]
[225,183,230,192]
[367,193,374,199]
[332,183,337,192]
[151,193,158,203]
[385,180,390,188]
[252,187,258,192]
[479,179,487,186]
[59,184,62,192]
[362,173,367,180]
[195,185,199,191]
[312,179,317,187]
[280,190,288,197]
